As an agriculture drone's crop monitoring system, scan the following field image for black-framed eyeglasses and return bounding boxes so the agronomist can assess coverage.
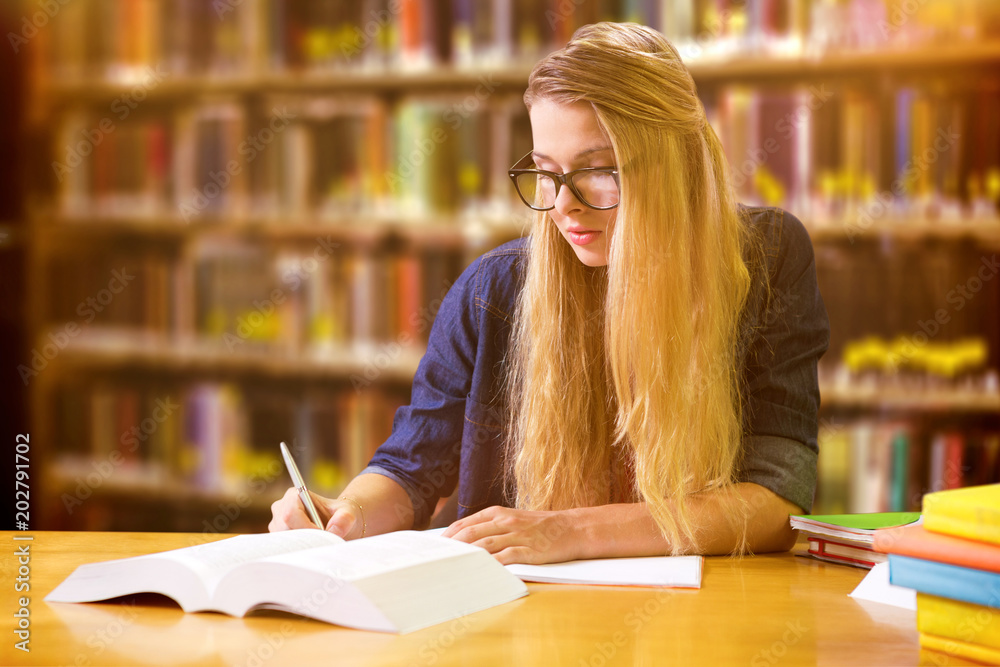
[508,151,620,211]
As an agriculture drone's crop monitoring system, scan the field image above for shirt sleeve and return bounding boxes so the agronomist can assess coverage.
[737,209,831,513]
[360,255,482,529]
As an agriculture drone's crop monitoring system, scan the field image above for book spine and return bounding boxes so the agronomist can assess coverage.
[808,538,878,568]
[889,555,1000,608]
[919,632,1000,665]
[918,593,1000,650]
[890,430,909,512]
[924,512,1000,547]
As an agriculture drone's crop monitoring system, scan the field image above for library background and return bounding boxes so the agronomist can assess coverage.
[3,0,999,532]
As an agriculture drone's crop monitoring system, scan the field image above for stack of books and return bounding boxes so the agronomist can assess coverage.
[789,512,921,569]
[873,484,1000,664]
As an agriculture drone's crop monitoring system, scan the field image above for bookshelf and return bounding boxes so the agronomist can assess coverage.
[24,0,1000,531]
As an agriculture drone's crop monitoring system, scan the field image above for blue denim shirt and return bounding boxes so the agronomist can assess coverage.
[363,206,830,528]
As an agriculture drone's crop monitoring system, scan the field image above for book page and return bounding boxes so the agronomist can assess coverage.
[148,531,343,588]
[259,531,483,580]
[506,556,703,588]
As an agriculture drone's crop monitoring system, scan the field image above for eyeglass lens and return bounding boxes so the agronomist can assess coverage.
[515,170,619,209]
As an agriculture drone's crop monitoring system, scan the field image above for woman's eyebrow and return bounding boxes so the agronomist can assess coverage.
[531,146,614,162]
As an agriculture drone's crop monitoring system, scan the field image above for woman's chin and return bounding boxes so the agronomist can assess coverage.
[571,247,609,268]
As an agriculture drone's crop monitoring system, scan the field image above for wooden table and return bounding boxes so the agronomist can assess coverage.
[0,531,977,666]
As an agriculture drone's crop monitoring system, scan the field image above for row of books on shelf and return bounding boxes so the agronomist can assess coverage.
[42,243,464,352]
[814,421,1000,515]
[875,485,1000,664]
[51,83,1000,222]
[815,235,1000,367]
[51,380,409,502]
[40,0,1000,80]
[711,79,1000,222]
[819,337,999,395]
[54,96,529,221]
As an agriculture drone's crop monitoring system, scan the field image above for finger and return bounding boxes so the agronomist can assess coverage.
[269,487,314,530]
[441,506,499,538]
[467,531,521,555]
[492,546,535,566]
[325,507,357,538]
[448,518,509,547]
[304,489,334,527]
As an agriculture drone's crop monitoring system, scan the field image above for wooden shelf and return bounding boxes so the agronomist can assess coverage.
[804,219,1000,244]
[32,211,529,247]
[33,210,999,245]
[820,383,1000,412]
[40,41,1000,103]
[687,41,1000,82]
[46,464,280,513]
[50,330,425,383]
[40,66,536,103]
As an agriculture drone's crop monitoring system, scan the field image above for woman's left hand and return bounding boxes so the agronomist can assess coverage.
[441,506,584,565]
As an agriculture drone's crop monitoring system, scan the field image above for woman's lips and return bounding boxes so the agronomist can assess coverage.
[568,230,601,246]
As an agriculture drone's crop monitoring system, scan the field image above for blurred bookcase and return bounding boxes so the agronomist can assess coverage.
[23,0,1000,531]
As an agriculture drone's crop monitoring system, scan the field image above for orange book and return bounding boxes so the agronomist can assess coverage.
[400,0,423,57]
[873,523,1000,574]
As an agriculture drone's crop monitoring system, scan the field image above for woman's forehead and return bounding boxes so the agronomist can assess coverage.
[529,100,612,162]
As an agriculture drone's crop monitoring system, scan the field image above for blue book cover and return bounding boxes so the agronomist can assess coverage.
[888,555,1000,608]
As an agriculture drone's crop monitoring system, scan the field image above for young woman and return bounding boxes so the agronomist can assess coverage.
[270,22,830,564]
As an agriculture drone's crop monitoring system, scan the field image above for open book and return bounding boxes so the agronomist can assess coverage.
[44,530,527,634]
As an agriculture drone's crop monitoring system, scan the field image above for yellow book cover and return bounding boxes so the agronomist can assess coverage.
[920,632,1000,665]
[923,484,1000,546]
[918,593,1000,650]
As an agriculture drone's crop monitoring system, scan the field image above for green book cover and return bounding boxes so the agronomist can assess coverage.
[791,512,922,531]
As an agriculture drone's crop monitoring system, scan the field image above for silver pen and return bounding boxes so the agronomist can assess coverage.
[280,441,325,529]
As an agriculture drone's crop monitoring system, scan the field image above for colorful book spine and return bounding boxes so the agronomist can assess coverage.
[924,484,1000,545]
[919,632,1000,666]
[890,430,909,512]
[918,593,1000,650]
[874,524,1000,573]
[808,537,885,569]
[888,554,1000,608]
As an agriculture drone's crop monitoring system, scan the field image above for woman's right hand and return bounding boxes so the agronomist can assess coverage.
[268,487,361,538]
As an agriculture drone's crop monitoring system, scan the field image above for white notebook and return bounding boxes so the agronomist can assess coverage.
[506,556,703,588]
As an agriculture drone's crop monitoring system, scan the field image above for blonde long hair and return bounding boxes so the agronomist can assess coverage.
[504,22,758,554]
